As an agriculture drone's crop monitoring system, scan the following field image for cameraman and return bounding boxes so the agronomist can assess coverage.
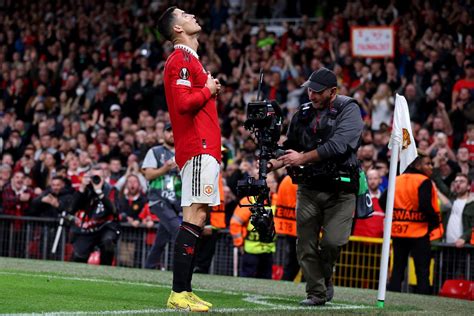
[269,68,364,306]
[70,165,119,265]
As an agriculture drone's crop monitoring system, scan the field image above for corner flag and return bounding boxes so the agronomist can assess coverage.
[377,93,417,308]
[388,94,418,173]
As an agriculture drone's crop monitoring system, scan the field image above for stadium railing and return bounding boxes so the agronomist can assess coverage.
[334,236,387,290]
[1,215,471,294]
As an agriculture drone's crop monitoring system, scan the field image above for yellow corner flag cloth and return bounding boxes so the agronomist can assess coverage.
[388,94,418,174]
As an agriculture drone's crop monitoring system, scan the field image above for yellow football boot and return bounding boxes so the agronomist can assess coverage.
[187,291,213,308]
[166,291,209,312]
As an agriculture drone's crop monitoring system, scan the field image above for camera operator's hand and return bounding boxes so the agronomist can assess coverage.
[278,149,309,167]
[267,159,284,172]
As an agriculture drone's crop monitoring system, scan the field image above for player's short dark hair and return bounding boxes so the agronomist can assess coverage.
[157,6,177,41]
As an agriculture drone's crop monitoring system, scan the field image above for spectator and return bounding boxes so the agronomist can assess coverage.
[117,174,150,228]
[435,173,474,248]
[109,157,124,186]
[116,173,152,267]
[30,176,74,218]
[370,83,394,131]
[432,146,461,189]
[455,147,473,178]
[452,61,474,106]
[353,169,385,238]
[2,171,34,217]
[460,124,474,161]
[31,152,57,190]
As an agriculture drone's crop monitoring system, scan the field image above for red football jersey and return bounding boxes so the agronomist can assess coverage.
[163,45,221,169]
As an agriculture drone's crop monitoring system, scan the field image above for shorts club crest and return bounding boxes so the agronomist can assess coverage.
[204,184,214,196]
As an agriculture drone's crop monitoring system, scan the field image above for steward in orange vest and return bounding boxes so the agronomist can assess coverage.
[391,172,440,238]
[275,175,297,237]
[274,175,300,281]
[210,173,226,229]
[380,153,440,295]
[230,194,277,279]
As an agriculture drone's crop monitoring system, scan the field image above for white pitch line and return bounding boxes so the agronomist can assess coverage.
[243,295,368,310]
[0,271,371,314]
[2,304,370,316]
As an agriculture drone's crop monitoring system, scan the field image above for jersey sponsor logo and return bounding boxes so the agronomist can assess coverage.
[179,67,190,80]
[203,184,214,196]
[176,79,191,87]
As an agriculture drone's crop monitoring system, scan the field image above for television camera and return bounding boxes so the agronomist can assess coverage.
[236,71,284,243]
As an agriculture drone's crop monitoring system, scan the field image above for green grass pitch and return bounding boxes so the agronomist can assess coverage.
[0,257,472,315]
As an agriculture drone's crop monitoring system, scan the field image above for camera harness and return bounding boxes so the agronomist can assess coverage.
[288,95,361,188]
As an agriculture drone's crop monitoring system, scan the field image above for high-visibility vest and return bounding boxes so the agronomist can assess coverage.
[429,193,444,241]
[392,173,440,238]
[230,197,276,254]
[274,176,297,237]
[210,173,226,229]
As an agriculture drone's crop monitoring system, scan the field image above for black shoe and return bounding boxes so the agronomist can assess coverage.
[325,277,334,302]
[299,295,326,306]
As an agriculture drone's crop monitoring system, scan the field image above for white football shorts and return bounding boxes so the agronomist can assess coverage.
[180,154,220,207]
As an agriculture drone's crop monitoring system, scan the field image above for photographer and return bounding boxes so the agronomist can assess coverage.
[70,165,119,265]
[269,68,364,306]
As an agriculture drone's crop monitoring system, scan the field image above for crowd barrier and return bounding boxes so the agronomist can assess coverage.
[0,215,472,294]
[334,236,387,290]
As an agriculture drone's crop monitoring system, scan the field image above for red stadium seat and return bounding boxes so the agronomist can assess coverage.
[272,265,283,280]
[439,279,474,300]
[87,250,101,265]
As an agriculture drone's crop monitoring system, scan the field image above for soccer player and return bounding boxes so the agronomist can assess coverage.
[157,7,222,312]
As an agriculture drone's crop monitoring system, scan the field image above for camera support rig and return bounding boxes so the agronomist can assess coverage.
[236,70,284,243]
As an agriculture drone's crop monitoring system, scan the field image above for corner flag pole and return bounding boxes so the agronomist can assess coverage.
[376,141,399,307]
[377,94,418,307]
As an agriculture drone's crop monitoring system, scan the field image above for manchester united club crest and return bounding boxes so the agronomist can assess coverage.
[204,184,214,196]
[179,68,189,80]
[402,128,411,150]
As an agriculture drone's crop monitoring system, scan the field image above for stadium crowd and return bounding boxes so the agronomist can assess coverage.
[0,0,473,285]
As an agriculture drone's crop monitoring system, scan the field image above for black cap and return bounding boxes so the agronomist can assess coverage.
[302,67,337,92]
[164,122,172,131]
